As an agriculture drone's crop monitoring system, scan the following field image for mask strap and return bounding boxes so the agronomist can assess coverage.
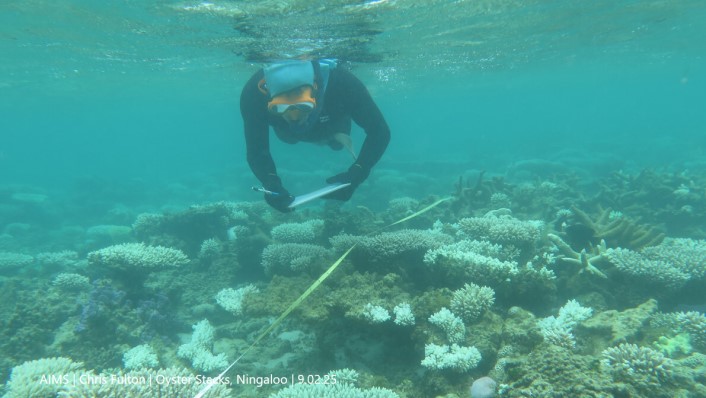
[257,79,269,97]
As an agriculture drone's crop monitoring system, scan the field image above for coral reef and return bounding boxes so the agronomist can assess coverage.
[2,167,706,398]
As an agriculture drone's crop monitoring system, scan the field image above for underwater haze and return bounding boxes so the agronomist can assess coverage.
[2,1,706,397]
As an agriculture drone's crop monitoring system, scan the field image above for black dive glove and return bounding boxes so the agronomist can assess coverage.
[263,175,295,213]
[324,163,370,201]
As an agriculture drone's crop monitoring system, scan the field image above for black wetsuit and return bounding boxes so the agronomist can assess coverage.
[240,66,390,185]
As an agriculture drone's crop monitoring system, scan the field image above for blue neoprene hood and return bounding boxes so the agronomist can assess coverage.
[263,61,315,98]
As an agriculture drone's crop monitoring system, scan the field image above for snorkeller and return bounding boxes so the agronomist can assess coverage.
[240,59,390,212]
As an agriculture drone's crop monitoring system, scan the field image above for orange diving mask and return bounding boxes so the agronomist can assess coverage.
[267,85,316,115]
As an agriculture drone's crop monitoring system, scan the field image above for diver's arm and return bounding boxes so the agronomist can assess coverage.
[343,71,390,171]
[240,72,278,184]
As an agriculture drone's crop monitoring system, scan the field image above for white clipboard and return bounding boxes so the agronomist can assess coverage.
[288,183,351,208]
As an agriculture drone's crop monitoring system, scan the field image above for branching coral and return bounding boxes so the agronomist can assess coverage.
[548,233,609,278]
[261,243,331,274]
[603,237,706,290]
[270,219,325,243]
[601,343,673,385]
[537,299,593,349]
[87,243,189,270]
[570,206,664,250]
[450,283,495,322]
[456,212,544,252]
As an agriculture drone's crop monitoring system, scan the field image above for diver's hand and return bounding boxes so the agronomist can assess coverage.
[324,164,369,201]
[263,176,295,212]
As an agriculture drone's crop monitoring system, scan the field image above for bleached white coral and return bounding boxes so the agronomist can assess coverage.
[450,283,495,322]
[36,250,79,268]
[429,308,465,344]
[269,376,398,397]
[421,343,481,372]
[330,229,454,262]
[537,299,592,349]
[393,303,415,326]
[215,284,259,315]
[271,219,324,243]
[601,343,673,383]
[52,273,90,290]
[641,237,706,280]
[261,243,330,274]
[331,368,359,384]
[177,319,228,373]
[0,251,34,270]
[123,344,159,370]
[456,213,544,249]
[424,239,519,285]
[605,247,689,289]
[651,311,706,350]
[58,367,233,397]
[363,303,391,323]
[4,357,84,398]
[198,238,221,260]
[87,243,189,269]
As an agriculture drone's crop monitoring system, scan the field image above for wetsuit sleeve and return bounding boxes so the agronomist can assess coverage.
[240,71,277,184]
[340,70,390,171]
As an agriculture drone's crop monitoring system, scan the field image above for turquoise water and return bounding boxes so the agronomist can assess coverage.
[2,1,706,397]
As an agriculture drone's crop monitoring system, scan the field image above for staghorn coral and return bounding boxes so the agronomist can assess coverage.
[548,233,609,278]
[569,206,664,250]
